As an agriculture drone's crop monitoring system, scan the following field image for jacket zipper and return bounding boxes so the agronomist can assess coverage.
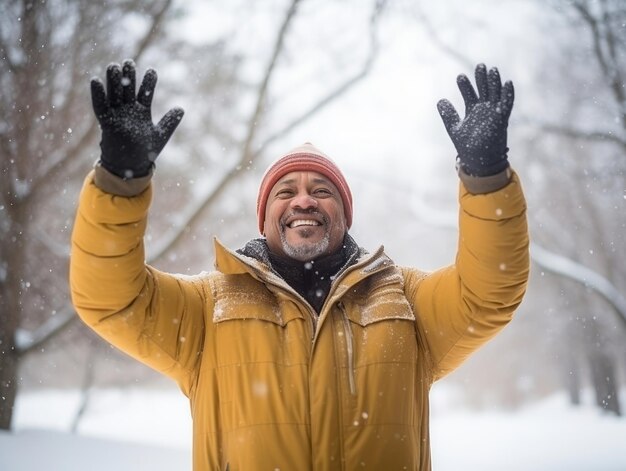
[338,302,356,396]
[308,309,317,343]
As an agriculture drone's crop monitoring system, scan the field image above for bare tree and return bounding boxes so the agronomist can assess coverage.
[0,0,211,430]
[525,0,626,414]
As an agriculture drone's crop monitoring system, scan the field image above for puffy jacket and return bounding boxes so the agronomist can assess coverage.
[70,170,529,470]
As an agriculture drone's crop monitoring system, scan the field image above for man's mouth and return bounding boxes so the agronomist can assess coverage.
[288,219,322,228]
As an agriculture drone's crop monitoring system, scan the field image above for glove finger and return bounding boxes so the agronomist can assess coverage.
[501,80,515,119]
[90,78,108,120]
[487,67,502,103]
[436,99,460,134]
[106,63,122,108]
[474,63,488,102]
[456,74,477,114]
[122,59,137,104]
[155,107,185,151]
[137,68,158,108]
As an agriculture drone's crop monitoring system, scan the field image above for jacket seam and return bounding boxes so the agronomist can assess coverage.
[221,421,311,432]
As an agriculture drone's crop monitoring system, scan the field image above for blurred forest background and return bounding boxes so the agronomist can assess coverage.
[1,0,625,433]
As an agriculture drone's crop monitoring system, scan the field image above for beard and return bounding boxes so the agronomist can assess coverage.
[279,222,331,262]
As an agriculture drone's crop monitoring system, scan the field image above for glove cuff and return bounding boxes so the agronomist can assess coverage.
[99,156,154,179]
[458,164,512,194]
[93,161,153,197]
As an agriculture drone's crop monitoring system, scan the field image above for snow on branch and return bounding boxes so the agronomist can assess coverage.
[15,307,76,356]
[531,242,626,329]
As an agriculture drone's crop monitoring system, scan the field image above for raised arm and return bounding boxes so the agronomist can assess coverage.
[70,60,205,395]
[405,64,529,380]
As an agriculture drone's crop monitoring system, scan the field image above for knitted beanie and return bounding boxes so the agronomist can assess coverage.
[257,143,353,234]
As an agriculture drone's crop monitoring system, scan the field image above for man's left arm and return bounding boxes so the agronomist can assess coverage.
[404,64,530,380]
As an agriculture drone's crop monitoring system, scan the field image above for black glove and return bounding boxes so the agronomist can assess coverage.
[91,59,184,179]
[437,63,514,177]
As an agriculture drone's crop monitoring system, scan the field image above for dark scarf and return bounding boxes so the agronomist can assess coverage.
[237,234,360,313]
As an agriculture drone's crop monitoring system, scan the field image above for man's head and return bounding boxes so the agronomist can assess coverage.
[257,143,353,261]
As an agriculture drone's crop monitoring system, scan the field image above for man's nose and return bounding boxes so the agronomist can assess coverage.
[290,192,318,210]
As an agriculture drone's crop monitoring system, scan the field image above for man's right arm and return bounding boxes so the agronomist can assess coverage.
[70,60,203,395]
[70,169,207,396]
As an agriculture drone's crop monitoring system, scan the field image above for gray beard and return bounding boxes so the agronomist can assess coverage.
[280,230,330,261]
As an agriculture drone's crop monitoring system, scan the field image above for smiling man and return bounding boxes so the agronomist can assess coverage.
[259,150,351,262]
[70,60,529,470]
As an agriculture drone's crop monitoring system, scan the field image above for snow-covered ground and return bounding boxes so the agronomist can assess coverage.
[1,386,625,470]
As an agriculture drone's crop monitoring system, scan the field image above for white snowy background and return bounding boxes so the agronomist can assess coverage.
[2,0,626,469]
[2,385,626,470]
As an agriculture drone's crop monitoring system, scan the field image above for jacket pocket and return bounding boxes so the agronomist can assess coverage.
[346,271,416,327]
[213,293,306,368]
[211,289,310,434]
[212,281,300,326]
[342,294,417,370]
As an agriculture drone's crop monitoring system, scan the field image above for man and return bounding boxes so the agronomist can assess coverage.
[70,59,529,470]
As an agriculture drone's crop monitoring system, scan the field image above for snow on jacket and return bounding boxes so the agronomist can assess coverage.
[70,170,529,470]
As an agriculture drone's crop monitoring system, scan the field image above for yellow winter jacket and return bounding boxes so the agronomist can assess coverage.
[70,170,529,470]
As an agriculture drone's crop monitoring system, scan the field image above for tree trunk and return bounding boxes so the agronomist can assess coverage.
[589,350,621,416]
[0,238,27,430]
[0,250,22,430]
[0,212,27,430]
[0,325,19,430]
[564,349,581,406]
[0,0,39,430]
[70,345,97,433]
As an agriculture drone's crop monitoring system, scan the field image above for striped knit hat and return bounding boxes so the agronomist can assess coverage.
[257,143,353,234]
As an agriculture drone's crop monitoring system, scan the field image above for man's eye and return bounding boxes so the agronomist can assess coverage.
[314,188,332,196]
[276,189,293,197]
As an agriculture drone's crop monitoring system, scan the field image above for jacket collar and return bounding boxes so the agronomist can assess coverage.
[213,237,395,303]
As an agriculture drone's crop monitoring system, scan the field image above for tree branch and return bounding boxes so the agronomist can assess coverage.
[573,2,610,75]
[150,0,303,264]
[531,242,626,330]
[0,36,17,73]
[253,0,388,159]
[0,0,16,71]
[16,307,77,357]
[133,0,174,61]
[572,0,626,129]
[412,3,474,70]
[31,0,175,197]
[529,120,626,149]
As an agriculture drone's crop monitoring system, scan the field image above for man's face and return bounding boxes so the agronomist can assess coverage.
[264,171,347,261]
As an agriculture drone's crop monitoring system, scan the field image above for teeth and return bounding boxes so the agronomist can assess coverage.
[290,219,320,228]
